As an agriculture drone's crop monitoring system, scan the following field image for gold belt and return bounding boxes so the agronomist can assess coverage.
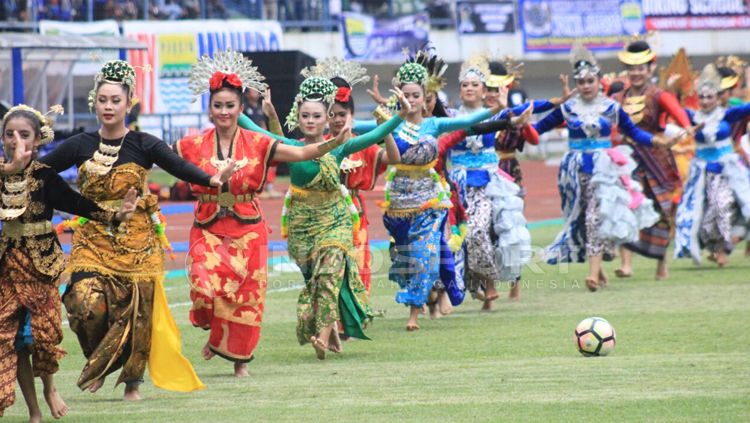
[1,220,53,239]
[498,151,516,160]
[289,185,341,203]
[199,193,255,208]
[393,160,437,177]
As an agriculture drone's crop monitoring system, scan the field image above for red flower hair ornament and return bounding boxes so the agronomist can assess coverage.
[209,71,243,91]
[335,86,352,102]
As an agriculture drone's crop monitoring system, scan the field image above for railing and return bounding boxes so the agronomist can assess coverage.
[0,1,456,32]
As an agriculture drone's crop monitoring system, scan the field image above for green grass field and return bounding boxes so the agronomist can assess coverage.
[4,225,750,422]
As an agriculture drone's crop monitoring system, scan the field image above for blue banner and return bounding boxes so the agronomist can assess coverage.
[520,0,644,52]
[340,12,430,62]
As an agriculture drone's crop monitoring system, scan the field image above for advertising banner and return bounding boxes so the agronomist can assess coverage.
[340,12,430,62]
[456,0,516,34]
[643,0,750,30]
[520,0,645,52]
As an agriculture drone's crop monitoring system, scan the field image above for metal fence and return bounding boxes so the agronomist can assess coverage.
[0,0,454,31]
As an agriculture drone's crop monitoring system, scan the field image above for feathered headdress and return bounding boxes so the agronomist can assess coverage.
[188,50,267,100]
[87,60,138,110]
[411,50,448,94]
[301,57,369,104]
[487,55,523,88]
[459,53,491,83]
[697,64,722,96]
[285,76,338,131]
[2,104,64,145]
[570,42,600,80]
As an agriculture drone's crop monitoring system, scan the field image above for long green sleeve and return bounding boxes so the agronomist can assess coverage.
[335,115,403,159]
[434,108,492,134]
[238,113,287,140]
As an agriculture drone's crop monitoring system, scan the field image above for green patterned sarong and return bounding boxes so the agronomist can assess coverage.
[288,154,372,345]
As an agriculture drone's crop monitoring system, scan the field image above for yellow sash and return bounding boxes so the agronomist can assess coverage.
[147,275,206,392]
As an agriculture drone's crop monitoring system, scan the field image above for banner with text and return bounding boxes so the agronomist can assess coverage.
[340,12,430,62]
[123,20,283,114]
[456,0,516,34]
[644,0,750,30]
[520,0,645,52]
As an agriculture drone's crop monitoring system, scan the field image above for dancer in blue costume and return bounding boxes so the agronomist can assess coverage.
[357,58,504,331]
[447,54,559,310]
[673,64,750,267]
[531,44,675,292]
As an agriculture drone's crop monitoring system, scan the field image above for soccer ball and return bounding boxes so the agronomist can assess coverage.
[574,317,616,357]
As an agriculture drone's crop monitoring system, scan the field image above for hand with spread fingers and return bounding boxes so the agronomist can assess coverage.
[366,74,389,105]
[209,159,237,186]
[390,87,412,118]
[115,187,139,222]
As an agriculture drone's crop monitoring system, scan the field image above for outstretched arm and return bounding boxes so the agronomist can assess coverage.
[532,107,565,136]
[434,108,493,134]
[617,108,653,146]
[353,119,378,134]
[724,102,750,124]
[338,115,404,157]
[239,113,286,140]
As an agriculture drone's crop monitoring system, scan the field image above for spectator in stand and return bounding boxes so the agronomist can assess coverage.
[206,0,226,18]
[263,0,276,19]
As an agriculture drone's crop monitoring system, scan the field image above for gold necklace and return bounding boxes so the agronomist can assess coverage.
[209,129,247,172]
[85,130,128,176]
[0,172,29,220]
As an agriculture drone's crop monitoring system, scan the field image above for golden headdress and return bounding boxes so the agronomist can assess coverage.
[618,33,657,66]
[188,50,268,99]
[486,55,523,88]
[459,53,490,83]
[2,104,64,145]
[715,55,746,90]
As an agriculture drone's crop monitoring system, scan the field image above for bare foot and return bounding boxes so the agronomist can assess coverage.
[88,378,105,393]
[44,386,68,419]
[598,269,609,288]
[614,268,632,278]
[328,329,342,353]
[509,281,521,301]
[123,384,142,401]
[234,363,249,377]
[484,282,499,301]
[585,277,598,292]
[405,322,420,331]
[481,299,494,312]
[429,303,442,320]
[29,412,42,423]
[656,259,669,280]
[201,342,216,360]
[309,336,327,360]
[438,292,454,315]
[716,251,728,267]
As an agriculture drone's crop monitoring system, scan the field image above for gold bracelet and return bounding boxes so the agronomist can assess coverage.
[372,106,391,123]
[317,137,344,155]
